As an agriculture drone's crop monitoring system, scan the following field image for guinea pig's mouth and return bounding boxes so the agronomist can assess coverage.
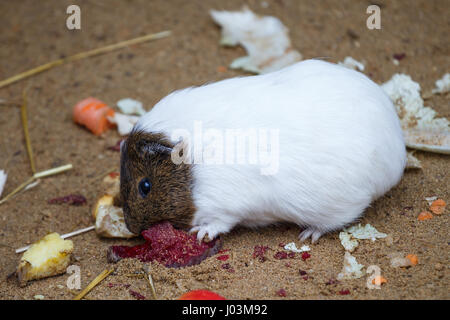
[122,204,143,235]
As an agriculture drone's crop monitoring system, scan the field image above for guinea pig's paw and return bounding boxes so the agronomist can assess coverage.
[190,223,227,243]
[299,227,323,243]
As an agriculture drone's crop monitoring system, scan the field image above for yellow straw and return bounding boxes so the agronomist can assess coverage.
[0,30,171,89]
[20,90,36,174]
[73,269,114,300]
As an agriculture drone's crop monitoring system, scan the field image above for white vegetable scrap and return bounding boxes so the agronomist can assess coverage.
[345,223,387,242]
[107,113,140,136]
[210,8,302,74]
[284,242,310,253]
[338,56,365,72]
[95,205,136,239]
[338,232,359,252]
[117,98,146,116]
[432,73,450,94]
[0,170,7,198]
[406,152,422,169]
[337,251,365,280]
[425,196,438,206]
[388,252,413,268]
[93,191,136,239]
[382,74,450,154]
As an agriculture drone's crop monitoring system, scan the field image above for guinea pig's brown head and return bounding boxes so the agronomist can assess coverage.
[120,130,195,234]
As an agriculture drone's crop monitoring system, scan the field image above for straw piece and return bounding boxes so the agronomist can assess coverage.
[33,164,73,179]
[20,91,36,174]
[91,166,118,182]
[0,164,72,205]
[0,176,35,205]
[145,272,157,300]
[15,225,95,254]
[73,269,114,300]
[0,31,171,89]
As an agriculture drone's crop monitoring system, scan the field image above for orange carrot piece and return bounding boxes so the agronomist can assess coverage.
[73,97,115,136]
[430,199,446,215]
[417,211,433,221]
[217,65,227,73]
[372,275,387,285]
[406,254,418,266]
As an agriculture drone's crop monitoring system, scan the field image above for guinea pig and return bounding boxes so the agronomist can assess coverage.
[120,59,407,243]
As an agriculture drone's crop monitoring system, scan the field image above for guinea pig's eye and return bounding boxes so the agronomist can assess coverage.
[138,178,152,198]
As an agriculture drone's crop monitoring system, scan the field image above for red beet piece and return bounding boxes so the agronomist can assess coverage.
[339,289,351,295]
[129,290,146,300]
[252,245,269,262]
[276,289,287,297]
[393,53,406,61]
[221,263,235,273]
[301,252,311,261]
[108,172,119,178]
[326,278,339,285]
[299,269,307,276]
[107,221,221,268]
[274,251,288,260]
[217,254,229,261]
[179,290,226,300]
[107,282,130,289]
[48,194,86,206]
[107,139,124,152]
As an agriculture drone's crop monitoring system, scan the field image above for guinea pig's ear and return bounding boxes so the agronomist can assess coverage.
[139,140,173,157]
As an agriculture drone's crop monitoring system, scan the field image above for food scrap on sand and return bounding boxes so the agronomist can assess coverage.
[93,195,136,238]
[16,233,73,286]
[429,199,446,215]
[178,290,226,300]
[338,56,365,72]
[0,170,7,197]
[93,172,136,238]
[116,98,146,116]
[48,194,87,206]
[210,8,302,74]
[339,232,359,252]
[276,288,287,297]
[381,74,450,154]
[107,112,140,136]
[406,151,422,169]
[372,275,388,286]
[283,242,310,253]
[389,252,418,268]
[107,221,222,268]
[337,252,364,280]
[418,211,433,221]
[339,223,387,252]
[432,73,450,94]
[345,223,387,241]
[252,245,270,262]
[73,97,115,136]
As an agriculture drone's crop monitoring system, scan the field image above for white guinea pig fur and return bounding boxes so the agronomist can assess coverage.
[131,59,407,242]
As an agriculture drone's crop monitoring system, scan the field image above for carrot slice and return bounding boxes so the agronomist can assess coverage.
[371,275,387,285]
[73,97,115,136]
[406,254,418,266]
[430,199,446,215]
[417,211,433,221]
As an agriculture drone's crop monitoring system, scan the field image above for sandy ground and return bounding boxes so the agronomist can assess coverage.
[0,0,448,300]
